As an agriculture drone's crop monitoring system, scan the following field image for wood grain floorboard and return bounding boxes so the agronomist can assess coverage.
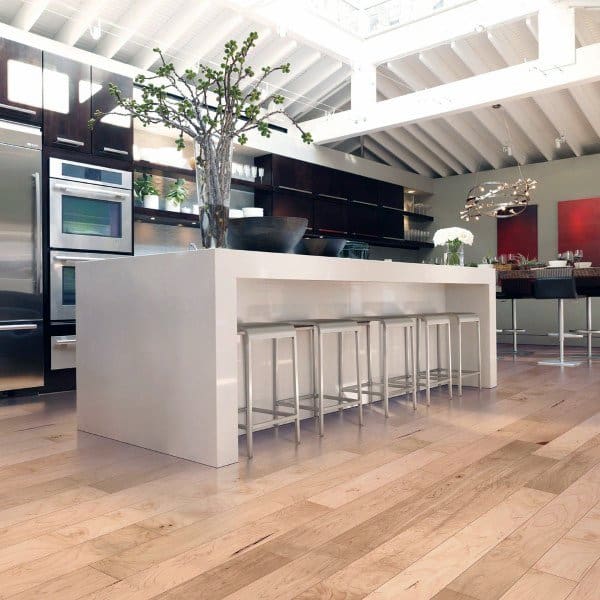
[0,350,597,599]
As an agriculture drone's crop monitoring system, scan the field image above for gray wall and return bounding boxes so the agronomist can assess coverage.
[428,154,600,347]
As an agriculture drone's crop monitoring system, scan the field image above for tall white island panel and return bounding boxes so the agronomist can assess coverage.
[76,250,496,468]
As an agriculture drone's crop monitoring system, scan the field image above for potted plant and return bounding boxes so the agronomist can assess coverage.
[166,178,187,212]
[478,255,495,269]
[433,227,474,266]
[133,173,159,209]
[90,32,312,248]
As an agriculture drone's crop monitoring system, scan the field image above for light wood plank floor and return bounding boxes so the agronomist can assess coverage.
[0,347,599,599]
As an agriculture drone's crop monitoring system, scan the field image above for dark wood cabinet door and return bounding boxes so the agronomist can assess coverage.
[378,180,404,209]
[0,39,43,125]
[349,203,380,238]
[272,190,314,231]
[343,174,378,205]
[43,53,91,153]
[315,198,348,234]
[380,208,405,240]
[272,155,313,192]
[91,67,133,161]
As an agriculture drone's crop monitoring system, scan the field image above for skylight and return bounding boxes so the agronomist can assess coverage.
[307,0,476,37]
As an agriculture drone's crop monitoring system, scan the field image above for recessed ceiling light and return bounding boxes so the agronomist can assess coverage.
[407,189,415,194]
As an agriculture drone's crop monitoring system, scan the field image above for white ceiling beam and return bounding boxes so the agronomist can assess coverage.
[302,41,600,145]
[295,83,350,121]
[450,38,554,161]
[95,0,167,59]
[132,2,215,70]
[418,50,511,168]
[363,137,412,169]
[404,123,465,175]
[240,38,298,93]
[382,62,482,173]
[362,0,546,65]
[288,68,349,119]
[370,132,436,177]
[384,128,451,177]
[539,2,576,68]
[351,63,377,114]
[259,49,322,100]
[174,15,244,72]
[55,0,111,46]
[218,0,361,63]
[11,0,49,31]
[331,138,361,154]
[280,60,342,110]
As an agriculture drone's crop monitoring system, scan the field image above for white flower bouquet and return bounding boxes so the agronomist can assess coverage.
[433,227,474,247]
[433,227,474,266]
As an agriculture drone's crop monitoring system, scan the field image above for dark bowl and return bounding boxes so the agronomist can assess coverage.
[227,216,308,253]
[298,237,347,257]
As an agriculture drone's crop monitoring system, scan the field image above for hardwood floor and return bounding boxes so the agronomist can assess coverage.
[0,347,599,599]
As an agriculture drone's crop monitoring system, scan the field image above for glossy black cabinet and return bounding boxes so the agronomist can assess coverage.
[378,180,404,209]
[349,203,380,238]
[43,53,92,152]
[91,67,133,161]
[271,155,313,192]
[271,189,314,231]
[0,39,43,125]
[315,198,348,234]
[380,208,405,240]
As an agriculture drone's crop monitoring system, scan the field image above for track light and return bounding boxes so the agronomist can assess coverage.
[555,134,566,149]
[89,19,102,41]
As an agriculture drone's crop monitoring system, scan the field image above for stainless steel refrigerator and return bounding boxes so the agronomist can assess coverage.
[0,120,44,392]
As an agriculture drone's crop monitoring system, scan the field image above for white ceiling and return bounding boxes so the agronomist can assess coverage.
[2,0,600,177]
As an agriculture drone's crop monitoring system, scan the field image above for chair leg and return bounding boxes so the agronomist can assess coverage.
[366,322,372,400]
[318,329,325,436]
[558,299,565,364]
[244,336,253,459]
[587,296,593,359]
[411,325,417,410]
[457,322,463,396]
[291,335,301,446]
[511,299,518,354]
[311,327,318,415]
[272,338,278,423]
[477,320,482,389]
[425,324,431,406]
[338,332,344,411]
[447,323,453,399]
[355,329,364,426]
[382,323,389,418]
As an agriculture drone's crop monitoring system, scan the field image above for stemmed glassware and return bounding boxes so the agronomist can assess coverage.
[574,249,584,264]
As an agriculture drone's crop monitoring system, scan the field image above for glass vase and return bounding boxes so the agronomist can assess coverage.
[194,138,233,248]
[444,242,464,266]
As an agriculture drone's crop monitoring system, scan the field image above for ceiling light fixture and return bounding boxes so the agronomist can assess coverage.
[89,19,102,41]
[555,134,566,149]
[460,104,537,221]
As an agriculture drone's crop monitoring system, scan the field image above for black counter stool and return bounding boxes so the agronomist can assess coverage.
[238,324,301,458]
[450,313,482,395]
[344,316,418,414]
[497,272,534,356]
[289,320,363,436]
[573,270,600,360]
[416,314,453,405]
[533,267,582,367]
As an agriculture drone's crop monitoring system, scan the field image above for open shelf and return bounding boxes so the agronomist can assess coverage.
[401,210,434,222]
[134,207,200,228]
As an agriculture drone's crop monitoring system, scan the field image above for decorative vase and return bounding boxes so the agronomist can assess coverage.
[166,199,181,213]
[195,137,233,248]
[143,194,159,210]
[444,241,464,266]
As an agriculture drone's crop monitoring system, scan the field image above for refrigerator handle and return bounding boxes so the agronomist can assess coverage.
[33,172,43,296]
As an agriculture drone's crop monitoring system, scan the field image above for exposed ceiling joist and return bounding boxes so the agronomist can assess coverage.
[280,59,342,109]
[371,131,436,176]
[55,0,111,46]
[303,42,600,144]
[287,67,348,119]
[363,136,413,170]
[404,123,466,175]
[384,128,451,177]
[361,0,545,65]
[11,0,49,31]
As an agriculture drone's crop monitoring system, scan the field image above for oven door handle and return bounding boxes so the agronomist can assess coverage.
[53,183,129,200]
[53,255,106,264]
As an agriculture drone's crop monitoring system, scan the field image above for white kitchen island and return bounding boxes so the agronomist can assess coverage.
[76,250,497,468]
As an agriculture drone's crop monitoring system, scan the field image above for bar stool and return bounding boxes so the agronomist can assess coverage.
[450,313,482,395]
[289,320,363,436]
[345,316,418,414]
[532,267,582,367]
[416,314,453,405]
[497,273,534,356]
[573,270,600,360]
[238,324,301,458]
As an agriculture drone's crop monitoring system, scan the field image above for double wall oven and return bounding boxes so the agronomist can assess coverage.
[49,158,132,369]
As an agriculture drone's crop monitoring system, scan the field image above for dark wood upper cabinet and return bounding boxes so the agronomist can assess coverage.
[0,39,43,125]
[315,198,348,234]
[91,67,133,161]
[349,203,380,238]
[43,53,91,153]
[378,180,404,209]
[380,208,405,240]
[272,155,313,192]
[343,174,378,205]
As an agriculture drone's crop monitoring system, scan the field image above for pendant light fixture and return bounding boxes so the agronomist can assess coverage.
[460,104,537,221]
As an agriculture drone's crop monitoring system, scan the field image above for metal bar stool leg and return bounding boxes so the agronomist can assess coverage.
[457,318,463,396]
[382,321,389,418]
[244,334,253,458]
[291,334,301,445]
[366,321,373,401]
[477,319,482,389]
[354,328,364,426]
[272,338,278,423]
[318,328,325,436]
[425,323,431,406]
[338,331,344,411]
[447,321,453,398]
[411,324,417,409]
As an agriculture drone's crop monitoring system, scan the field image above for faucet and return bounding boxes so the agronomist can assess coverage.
[188,242,198,251]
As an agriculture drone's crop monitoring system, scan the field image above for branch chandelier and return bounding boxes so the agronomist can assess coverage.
[460,104,537,222]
